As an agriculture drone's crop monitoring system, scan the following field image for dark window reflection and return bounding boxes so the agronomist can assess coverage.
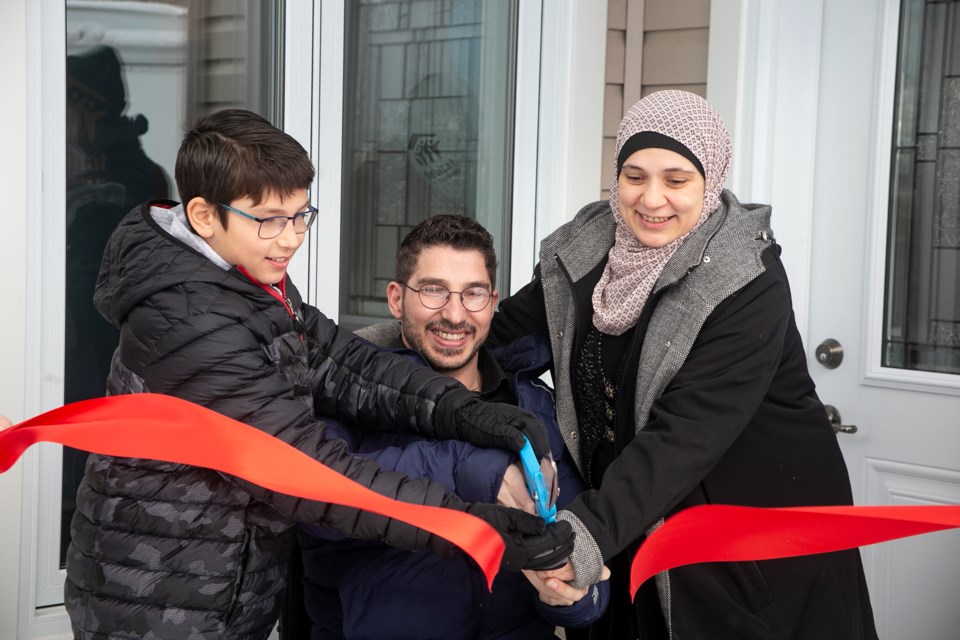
[62,44,171,565]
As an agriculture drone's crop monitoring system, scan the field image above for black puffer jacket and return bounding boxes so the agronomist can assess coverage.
[64,201,479,640]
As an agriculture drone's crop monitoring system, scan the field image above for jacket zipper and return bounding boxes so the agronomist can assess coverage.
[236,266,305,341]
[237,265,295,317]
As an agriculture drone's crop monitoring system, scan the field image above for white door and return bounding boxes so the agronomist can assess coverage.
[805,0,960,637]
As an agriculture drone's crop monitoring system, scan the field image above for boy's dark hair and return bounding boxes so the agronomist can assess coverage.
[396,215,498,287]
[175,109,315,229]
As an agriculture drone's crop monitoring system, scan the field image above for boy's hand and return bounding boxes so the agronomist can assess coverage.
[449,395,551,461]
[433,495,574,572]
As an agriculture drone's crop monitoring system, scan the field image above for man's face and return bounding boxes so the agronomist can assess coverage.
[205,189,310,285]
[387,245,498,380]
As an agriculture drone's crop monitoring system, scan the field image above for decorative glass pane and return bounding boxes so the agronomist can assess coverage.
[884,0,960,374]
[62,0,284,568]
[339,0,518,328]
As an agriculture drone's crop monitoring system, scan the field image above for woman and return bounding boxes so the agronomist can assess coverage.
[490,90,878,639]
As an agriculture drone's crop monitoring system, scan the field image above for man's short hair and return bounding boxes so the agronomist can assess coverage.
[175,109,315,228]
[396,214,498,287]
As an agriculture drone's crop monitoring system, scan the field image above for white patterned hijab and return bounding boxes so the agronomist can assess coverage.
[592,90,732,335]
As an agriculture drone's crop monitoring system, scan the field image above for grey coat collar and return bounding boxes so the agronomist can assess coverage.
[544,190,772,290]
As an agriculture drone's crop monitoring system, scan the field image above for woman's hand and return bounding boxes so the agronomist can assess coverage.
[523,562,611,606]
[0,415,13,429]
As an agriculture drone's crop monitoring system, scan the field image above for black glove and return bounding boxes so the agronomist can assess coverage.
[434,496,575,572]
[500,519,574,571]
[436,389,551,460]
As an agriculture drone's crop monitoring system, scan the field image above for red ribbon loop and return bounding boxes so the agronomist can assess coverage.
[0,394,505,588]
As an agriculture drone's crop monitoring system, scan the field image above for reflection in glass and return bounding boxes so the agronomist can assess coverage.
[884,0,960,374]
[339,0,518,328]
[62,0,283,567]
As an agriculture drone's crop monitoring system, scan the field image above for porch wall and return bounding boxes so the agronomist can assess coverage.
[601,0,711,199]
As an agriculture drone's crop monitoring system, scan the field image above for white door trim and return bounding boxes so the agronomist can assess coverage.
[532,1,607,257]
[727,0,824,342]
[507,0,543,293]
[304,0,343,319]
[20,0,70,634]
[282,1,324,311]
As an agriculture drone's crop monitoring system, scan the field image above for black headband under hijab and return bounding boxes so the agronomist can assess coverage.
[616,130,705,178]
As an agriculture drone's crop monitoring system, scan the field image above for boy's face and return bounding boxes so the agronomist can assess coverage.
[205,189,310,285]
[386,245,497,379]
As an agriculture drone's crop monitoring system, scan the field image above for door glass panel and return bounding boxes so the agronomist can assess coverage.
[63,0,284,567]
[339,0,518,329]
[884,0,960,374]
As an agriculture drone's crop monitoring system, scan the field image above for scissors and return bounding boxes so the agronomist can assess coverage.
[518,435,558,523]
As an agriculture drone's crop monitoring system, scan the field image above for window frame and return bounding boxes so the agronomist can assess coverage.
[864,0,960,395]
[19,1,319,635]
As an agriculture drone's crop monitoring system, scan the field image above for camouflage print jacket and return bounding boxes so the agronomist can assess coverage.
[65,201,475,640]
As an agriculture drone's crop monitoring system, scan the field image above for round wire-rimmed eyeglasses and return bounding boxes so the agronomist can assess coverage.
[401,282,493,312]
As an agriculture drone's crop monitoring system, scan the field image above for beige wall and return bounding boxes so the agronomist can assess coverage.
[601,0,710,198]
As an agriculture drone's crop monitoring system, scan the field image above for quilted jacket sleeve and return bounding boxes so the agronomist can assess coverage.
[302,304,466,433]
[122,286,456,551]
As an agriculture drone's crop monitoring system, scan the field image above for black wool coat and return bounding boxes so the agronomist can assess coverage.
[490,194,878,640]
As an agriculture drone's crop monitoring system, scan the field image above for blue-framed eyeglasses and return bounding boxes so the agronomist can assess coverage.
[401,282,493,312]
[217,203,319,239]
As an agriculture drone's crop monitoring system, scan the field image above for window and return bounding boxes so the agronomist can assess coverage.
[338,0,518,328]
[61,0,285,577]
[884,0,960,374]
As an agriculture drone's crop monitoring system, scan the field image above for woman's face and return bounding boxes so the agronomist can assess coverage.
[616,147,706,248]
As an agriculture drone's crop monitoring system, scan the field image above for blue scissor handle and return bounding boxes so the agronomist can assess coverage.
[518,435,556,523]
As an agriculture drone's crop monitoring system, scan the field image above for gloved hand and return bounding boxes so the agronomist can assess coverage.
[436,389,551,461]
[434,495,575,572]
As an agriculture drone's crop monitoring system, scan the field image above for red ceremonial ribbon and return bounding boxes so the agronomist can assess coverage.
[630,503,960,599]
[0,394,506,589]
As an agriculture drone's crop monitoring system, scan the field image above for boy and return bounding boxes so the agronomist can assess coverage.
[65,110,571,639]
[297,216,608,639]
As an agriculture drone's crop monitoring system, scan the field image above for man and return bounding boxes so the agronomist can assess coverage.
[297,215,609,639]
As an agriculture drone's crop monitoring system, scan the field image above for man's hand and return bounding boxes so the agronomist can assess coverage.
[536,561,575,582]
[524,562,611,606]
[497,462,535,514]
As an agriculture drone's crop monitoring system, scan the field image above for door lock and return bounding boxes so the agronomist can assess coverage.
[815,338,843,369]
[824,404,857,434]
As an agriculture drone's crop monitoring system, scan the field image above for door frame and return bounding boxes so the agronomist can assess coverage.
[718,0,825,342]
